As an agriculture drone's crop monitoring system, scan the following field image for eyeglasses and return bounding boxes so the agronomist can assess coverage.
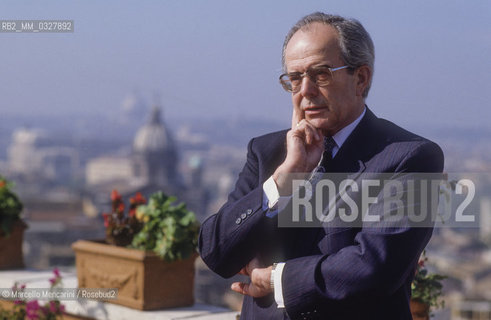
[279,65,349,93]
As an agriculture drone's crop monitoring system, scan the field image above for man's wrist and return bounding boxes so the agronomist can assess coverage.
[273,166,294,196]
[273,167,310,196]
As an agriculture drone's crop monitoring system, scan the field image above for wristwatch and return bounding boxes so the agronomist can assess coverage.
[270,263,278,290]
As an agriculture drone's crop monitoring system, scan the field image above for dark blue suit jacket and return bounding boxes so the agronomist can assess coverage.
[199,109,444,319]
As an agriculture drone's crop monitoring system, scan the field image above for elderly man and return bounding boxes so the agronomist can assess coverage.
[199,12,443,319]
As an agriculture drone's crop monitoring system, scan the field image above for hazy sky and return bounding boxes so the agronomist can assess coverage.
[0,0,490,130]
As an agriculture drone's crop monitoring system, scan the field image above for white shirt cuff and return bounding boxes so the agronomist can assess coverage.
[263,176,280,209]
[263,176,292,218]
[274,262,286,308]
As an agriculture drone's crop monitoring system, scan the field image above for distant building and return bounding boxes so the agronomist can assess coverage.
[86,105,179,190]
[23,194,103,268]
[132,106,179,187]
[7,128,79,184]
[86,156,134,185]
[8,128,45,175]
[452,300,491,320]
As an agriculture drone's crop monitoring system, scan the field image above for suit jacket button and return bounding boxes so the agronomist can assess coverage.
[235,218,241,224]
[241,213,247,219]
[246,209,253,215]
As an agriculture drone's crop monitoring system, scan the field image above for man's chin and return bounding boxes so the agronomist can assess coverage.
[306,118,330,131]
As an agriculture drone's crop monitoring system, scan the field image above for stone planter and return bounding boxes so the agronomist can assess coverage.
[410,299,430,320]
[72,240,196,310]
[0,220,27,270]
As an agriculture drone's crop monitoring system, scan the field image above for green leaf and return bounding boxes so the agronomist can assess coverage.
[129,191,199,261]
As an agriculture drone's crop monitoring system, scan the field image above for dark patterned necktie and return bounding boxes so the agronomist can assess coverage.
[319,136,337,172]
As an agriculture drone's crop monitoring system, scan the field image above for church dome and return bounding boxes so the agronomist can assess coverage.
[133,106,172,153]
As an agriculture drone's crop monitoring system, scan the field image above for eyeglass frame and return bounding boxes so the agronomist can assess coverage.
[279,65,350,93]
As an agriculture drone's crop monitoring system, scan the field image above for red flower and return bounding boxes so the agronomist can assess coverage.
[103,190,146,245]
[110,189,122,202]
[0,180,5,188]
[135,192,146,204]
[130,192,146,205]
[102,213,110,227]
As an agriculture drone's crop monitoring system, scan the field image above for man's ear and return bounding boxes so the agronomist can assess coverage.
[355,65,371,97]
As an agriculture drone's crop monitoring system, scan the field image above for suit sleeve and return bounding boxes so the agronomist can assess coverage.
[281,141,444,318]
[198,137,275,278]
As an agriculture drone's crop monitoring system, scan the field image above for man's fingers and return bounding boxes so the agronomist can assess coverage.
[231,282,260,298]
[231,282,249,295]
[291,107,303,129]
[295,120,321,144]
[238,267,248,276]
[305,125,319,144]
[231,265,272,298]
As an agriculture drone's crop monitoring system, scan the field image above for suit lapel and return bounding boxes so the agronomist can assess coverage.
[328,108,380,177]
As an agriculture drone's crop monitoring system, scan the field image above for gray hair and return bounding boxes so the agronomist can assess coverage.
[282,12,375,98]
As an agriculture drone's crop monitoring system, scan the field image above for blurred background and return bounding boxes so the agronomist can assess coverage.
[0,0,490,319]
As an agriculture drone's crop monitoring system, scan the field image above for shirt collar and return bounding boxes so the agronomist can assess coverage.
[332,106,366,150]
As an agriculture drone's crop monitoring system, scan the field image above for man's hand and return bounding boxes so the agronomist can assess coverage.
[273,108,324,195]
[231,257,273,298]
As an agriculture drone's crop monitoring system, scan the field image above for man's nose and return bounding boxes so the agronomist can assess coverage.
[299,76,318,98]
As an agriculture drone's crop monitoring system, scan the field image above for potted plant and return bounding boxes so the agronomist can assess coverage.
[130,192,199,262]
[410,252,446,319]
[0,176,26,270]
[72,190,200,310]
